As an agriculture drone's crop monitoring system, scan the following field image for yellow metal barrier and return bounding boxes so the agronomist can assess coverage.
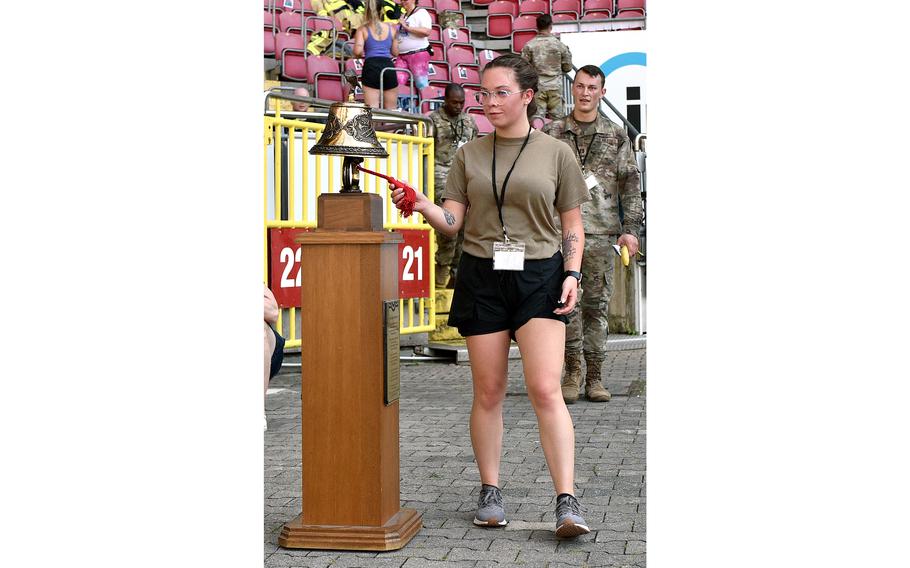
[264,115,436,348]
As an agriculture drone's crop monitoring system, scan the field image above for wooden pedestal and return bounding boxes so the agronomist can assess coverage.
[279,192,421,551]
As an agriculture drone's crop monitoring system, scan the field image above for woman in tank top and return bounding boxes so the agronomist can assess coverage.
[353,0,399,110]
[391,54,593,539]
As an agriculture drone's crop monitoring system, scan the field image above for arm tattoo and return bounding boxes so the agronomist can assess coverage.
[562,231,579,260]
[443,209,456,226]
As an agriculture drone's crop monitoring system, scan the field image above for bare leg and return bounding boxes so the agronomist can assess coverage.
[264,321,276,401]
[515,318,575,495]
[383,88,398,111]
[466,331,511,487]
[363,86,380,109]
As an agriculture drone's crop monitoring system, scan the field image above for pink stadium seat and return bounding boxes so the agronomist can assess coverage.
[442,26,471,49]
[277,10,303,32]
[277,0,302,12]
[511,29,536,53]
[424,8,438,25]
[489,0,519,18]
[304,15,336,32]
[275,29,304,60]
[617,0,644,11]
[427,61,450,83]
[281,49,309,80]
[583,0,613,15]
[581,10,611,20]
[453,63,482,87]
[462,88,481,107]
[307,55,344,101]
[512,14,538,31]
[301,0,315,12]
[519,0,548,16]
[428,25,442,42]
[265,25,277,57]
[551,11,577,21]
[344,57,364,76]
[616,7,645,18]
[435,0,461,11]
[446,43,477,68]
[265,10,276,27]
[551,0,581,20]
[418,0,434,7]
[419,85,445,113]
[472,0,496,6]
[487,12,513,39]
[428,39,446,59]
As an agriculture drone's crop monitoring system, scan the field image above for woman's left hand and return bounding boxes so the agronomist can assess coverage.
[553,277,579,315]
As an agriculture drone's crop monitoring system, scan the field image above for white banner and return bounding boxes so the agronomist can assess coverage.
[560,30,647,134]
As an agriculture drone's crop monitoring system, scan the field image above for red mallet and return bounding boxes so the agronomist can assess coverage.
[356,165,417,218]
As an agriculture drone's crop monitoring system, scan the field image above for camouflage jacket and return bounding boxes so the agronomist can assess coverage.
[429,109,478,170]
[542,114,643,237]
[520,34,573,89]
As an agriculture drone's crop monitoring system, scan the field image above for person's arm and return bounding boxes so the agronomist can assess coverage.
[264,285,279,325]
[353,27,365,58]
[616,130,643,257]
[521,43,532,65]
[390,25,399,56]
[554,207,584,315]
[390,188,467,237]
[560,43,573,74]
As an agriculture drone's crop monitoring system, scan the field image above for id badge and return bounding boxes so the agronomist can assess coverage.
[584,173,598,190]
[493,240,526,271]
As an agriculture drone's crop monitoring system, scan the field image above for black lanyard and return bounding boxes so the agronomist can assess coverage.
[446,116,464,145]
[569,118,596,171]
[491,125,532,240]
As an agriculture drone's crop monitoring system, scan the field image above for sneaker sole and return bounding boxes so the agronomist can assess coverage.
[555,520,590,538]
[473,518,508,527]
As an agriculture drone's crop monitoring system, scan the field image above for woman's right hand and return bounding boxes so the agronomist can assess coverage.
[390,185,430,213]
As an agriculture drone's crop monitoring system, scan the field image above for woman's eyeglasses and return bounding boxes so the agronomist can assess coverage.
[474,89,524,105]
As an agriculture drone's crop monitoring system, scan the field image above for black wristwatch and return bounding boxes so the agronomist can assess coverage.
[563,270,582,285]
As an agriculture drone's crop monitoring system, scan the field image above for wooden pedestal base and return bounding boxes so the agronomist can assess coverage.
[278,508,422,551]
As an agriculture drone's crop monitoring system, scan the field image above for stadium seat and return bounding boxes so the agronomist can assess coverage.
[427,61,450,83]
[435,0,461,12]
[583,0,613,15]
[471,0,496,7]
[551,11,577,21]
[277,10,303,32]
[428,39,446,59]
[277,0,302,11]
[344,57,364,76]
[442,26,471,50]
[511,29,537,53]
[281,49,309,81]
[512,14,538,31]
[581,10,611,20]
[462,88,482,108]
[275,29,305,60]
[424,8,438,24]
[518,0,548,16]
[304,15,336,32]
[307,55,344,101]
[489,0,519,18]
[419,85,445,113]
[302,0,315,12]
[616,7,645,18]
[453,63,482,88]
[446,43,477,68]
[265,10,276,27]
[428,24,442,42]
[487,6,514,40]
[617,0,644,12]
[551,0,580,20]
[265,25,277,57]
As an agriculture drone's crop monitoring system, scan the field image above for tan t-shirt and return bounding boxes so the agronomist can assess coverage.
[443,129,591,259]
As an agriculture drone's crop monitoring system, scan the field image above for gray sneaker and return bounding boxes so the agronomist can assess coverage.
[555,494,590,538]
[473,484,507,527]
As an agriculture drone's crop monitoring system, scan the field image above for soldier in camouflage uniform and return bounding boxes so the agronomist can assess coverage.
[520,15,573,128]
[427,84,478,288]
[542,65,643,404]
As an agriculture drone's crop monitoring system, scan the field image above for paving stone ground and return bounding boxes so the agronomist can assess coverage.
[265,345,646,568]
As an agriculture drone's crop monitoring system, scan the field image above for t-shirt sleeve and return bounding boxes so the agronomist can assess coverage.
[414,9,432,29]
[443,147,468,204]
[554,142,591,212]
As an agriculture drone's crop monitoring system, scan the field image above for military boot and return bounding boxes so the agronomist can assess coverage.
[561,352,583,404]
[584,355,611,402]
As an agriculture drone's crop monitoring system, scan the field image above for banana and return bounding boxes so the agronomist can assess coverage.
[620,245,630,266]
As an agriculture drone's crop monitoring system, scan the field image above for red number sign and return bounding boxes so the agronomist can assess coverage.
[268,227,431,307]
[397,229,430,299]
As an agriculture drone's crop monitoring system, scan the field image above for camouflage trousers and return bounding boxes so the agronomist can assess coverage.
[566,234,617,358]
[434,171,464,287]
[533,88,565,121]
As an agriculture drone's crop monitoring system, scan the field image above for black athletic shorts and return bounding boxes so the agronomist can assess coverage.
[448,251,568,339]
[269,326,285,380]
[361,57,398,89]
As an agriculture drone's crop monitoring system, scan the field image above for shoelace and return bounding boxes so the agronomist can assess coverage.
[478,487,502,508]
[556,495,585,517]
